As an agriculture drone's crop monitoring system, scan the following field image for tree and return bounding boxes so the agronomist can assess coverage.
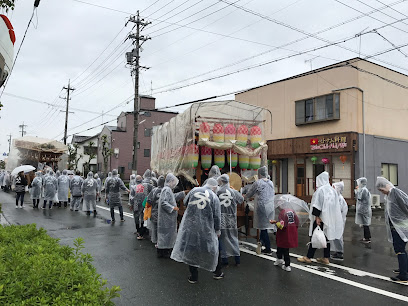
[67,144,82,171]
[0,0,16,12]
[83,141,96,174]
[100,134,113,174]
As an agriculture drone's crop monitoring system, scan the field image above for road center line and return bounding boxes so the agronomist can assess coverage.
[96,205,134,218]
[239,247,408,302]
[239,240,401,283]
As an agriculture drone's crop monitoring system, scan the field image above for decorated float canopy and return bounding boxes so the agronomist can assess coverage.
[151,100,271,184]
[6,136,68,171]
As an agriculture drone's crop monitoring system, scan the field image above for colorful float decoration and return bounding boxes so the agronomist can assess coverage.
[214,149,225,169]
[213,123,224,143]
[201,146,212,170]
[188,144,199,168]
[224,124,236,143]
[199,122,210,141]
[250,126,262,148]
[227,149,238,168]
[236,125,248,147]
[311,156,318,164]
[322,158,330,164]
[239,155,249,170]
[249,155,261,170]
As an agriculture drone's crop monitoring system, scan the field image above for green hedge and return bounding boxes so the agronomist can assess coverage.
[0,224,120,305]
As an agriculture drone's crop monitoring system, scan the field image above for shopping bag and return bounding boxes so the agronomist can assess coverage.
[311,226,327,249]
[53,193,59,203]
[144,204,152,221]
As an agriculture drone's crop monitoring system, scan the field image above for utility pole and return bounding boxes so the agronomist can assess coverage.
[7,134,11,155]
[19,122,27,137]
[62,80,75,145]
[126,11,151,174]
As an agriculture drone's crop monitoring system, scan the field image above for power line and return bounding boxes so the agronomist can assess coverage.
[70,25,126,85]
[333,0,408,34]
[373,30,408,58]
[374,0,408,19]
[355,0,408,27]
[140,0,162,13]
[149,40,408,95]
[145,0,175,18]
[2,92,117,116]
[0,4,38,99]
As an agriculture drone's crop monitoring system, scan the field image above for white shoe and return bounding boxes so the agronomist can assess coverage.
[256,242,262,255]
[274,259,284,266]
[282,265,291,272]
[20,205,24,209]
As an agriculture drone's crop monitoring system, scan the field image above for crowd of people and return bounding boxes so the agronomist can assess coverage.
[1,164,408,284]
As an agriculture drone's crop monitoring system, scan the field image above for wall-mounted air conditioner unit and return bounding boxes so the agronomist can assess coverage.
[371,194,381,208]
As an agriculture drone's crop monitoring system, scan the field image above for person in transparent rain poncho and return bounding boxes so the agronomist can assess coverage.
[30,172,42,209]
[103,172,113,204]
[82,172,99,216]
[70,171,84,211]
[243,166,275,255]
[57,170,70,208]
[355,177,372,243]
[42,170,58,210]
[151,171,158,187]
[216,174,244,267]
[171,178,223,284]
[376,177,408,283]
[329,181,348,261]
[143,169,154,185]
[130,175,153,239]
[129,174,136,188]
[157,174,185,258]
[203,165,221,186]
[94,173,102,202]
[298,171,343,265]
[146,175,165,245]
[106,169,130,222]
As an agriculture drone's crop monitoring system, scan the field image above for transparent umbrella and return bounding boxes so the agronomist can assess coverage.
[11,165,36,176]
[274,194,310,226]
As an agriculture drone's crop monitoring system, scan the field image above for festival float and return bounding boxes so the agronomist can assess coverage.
[150,100,271,236]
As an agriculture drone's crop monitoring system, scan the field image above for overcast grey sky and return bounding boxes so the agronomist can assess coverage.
[1,0,408,158]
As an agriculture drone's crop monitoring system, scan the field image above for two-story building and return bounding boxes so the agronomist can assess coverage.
[236,58,408,204]
[97,95,177,179]
[71,134,99,174]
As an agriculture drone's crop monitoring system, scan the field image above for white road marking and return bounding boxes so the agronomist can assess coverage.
[239,240,404,284]
[96,205,134,218]
[239,247,408,303]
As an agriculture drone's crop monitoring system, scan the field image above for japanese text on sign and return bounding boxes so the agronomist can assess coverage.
[310,136,347,150]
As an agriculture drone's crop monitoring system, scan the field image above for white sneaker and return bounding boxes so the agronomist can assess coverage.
[20,205,24,209]
[282,265,291,272]
[256,242,262,255]
[274,259,284,266]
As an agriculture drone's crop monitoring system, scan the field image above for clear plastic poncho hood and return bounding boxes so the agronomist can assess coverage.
[258,166,268,179]
[376,176,394,194]
[357,177,367,188]
[165,173,179,190]
[384,186,408,243]
[316,171,329,188]
[208,165,221,179]
[355,176,372,226]
[310,172,343,240]
[333,181,344,195]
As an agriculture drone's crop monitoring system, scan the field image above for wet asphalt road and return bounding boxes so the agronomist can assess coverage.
[1,191,408,305]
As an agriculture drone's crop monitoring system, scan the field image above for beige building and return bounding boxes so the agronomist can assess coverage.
[236,58,408,204]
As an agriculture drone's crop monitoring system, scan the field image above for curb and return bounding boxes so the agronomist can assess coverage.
[0,213,10,226]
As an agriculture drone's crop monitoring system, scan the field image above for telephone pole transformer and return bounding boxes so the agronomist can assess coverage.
[126,11,151,174]
[19,122,27,137]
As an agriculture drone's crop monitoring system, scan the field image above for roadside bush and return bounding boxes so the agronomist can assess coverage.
[0,224,120,305]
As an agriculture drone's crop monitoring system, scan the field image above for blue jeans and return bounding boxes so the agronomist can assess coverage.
[16,192,25,206]
[391,228,408,280]
[260,230,271,252]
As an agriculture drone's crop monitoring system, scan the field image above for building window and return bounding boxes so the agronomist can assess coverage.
[118,167,125,176]
[295,93,340,125]
[144,149,150,157]
[137,142,140,149]
[144,128,152,137]
[381,163,398,186]
[84,146,97,156]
